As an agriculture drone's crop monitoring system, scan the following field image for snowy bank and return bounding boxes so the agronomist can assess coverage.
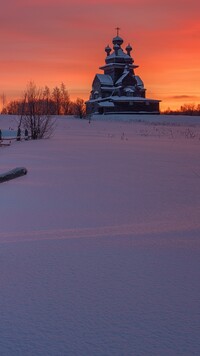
[0,115,200,355]
[91,113,200,125]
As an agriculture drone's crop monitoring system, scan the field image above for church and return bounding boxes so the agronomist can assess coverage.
[86,30,160,115]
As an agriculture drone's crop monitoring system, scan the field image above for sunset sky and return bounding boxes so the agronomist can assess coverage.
[1,0,199,111]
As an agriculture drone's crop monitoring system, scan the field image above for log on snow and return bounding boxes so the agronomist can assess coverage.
[0,167,28,183]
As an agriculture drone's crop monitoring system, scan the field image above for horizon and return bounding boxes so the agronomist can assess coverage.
[1,0,199,111]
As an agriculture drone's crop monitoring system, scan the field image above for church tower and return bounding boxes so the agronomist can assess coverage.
[86,30,160,115]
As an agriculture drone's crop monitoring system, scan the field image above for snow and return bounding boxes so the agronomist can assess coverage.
[107,48,130,59]
[98,101,115,107]
[135,75,144,88]
[0,114,200,355]
[96,74,113,86]
[88,95,160,105]
[110,95,160,102]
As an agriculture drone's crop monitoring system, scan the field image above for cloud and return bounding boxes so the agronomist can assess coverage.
[166,95,199,100]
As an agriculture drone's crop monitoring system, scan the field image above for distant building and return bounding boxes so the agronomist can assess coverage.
[86,31,160,115]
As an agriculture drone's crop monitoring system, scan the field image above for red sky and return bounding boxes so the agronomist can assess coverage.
[0,0,200,111]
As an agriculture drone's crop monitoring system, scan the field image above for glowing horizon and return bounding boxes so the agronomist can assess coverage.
[1,0,199,111]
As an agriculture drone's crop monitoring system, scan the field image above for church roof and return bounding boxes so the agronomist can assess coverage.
[87,96,160,104]
[98,101,115,107]
[112,35,123,46]
[115,70,130,85]
[110,96,160,103]
[107,48,130,60]
[135,75,144,87]
[96,74,113,86]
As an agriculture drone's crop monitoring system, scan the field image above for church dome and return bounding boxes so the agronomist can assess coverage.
[126,44,132,55]
[105,45,112,56]
[113,43,120,55]
[112,36,123,46]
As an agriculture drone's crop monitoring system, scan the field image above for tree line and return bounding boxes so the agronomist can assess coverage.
[1,82,87,140]
[163,103,200,116]
[1,82,86,118]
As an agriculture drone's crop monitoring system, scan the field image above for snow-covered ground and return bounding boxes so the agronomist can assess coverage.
[0,114,200,355]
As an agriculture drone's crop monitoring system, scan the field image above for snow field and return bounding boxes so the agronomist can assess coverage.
[0,115,200,355]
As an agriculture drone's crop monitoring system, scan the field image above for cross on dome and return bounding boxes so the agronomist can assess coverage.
[115,27,121,36]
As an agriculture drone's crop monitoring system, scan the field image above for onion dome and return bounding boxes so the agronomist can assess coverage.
[112,36,123,47]
[126,43,132,56]
[113,43,120,55]
[105,45,112,56]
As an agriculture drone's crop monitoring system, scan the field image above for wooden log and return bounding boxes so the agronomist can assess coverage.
[0,167,28,183]
[0,142,11,147]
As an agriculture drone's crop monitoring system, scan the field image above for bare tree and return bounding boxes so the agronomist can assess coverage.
[43,85,51,114]
[163,103,200,115]
[52,86,62,115]
[73,98,86,118]
[1,93,7,113]
[180,103,196,115]
[19,81,56,139]
[60,82,71,115]
[3,82,87,119]
[3,100,17,114]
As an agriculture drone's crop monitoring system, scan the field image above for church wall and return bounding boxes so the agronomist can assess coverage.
[121,75,137,88]
[92,77,102,97]
[86,101,99,115]
[102,91,112,98]
[104,67,124,83]
[105,101,160,113]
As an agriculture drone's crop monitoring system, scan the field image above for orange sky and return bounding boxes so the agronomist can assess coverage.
[0,0,200,111]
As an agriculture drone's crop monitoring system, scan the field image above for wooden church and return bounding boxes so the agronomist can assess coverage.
[86,30,160,115]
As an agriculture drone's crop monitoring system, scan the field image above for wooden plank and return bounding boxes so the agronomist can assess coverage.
[0,167,28,183]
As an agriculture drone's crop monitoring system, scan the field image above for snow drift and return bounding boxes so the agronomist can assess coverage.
[0,114,200,355]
